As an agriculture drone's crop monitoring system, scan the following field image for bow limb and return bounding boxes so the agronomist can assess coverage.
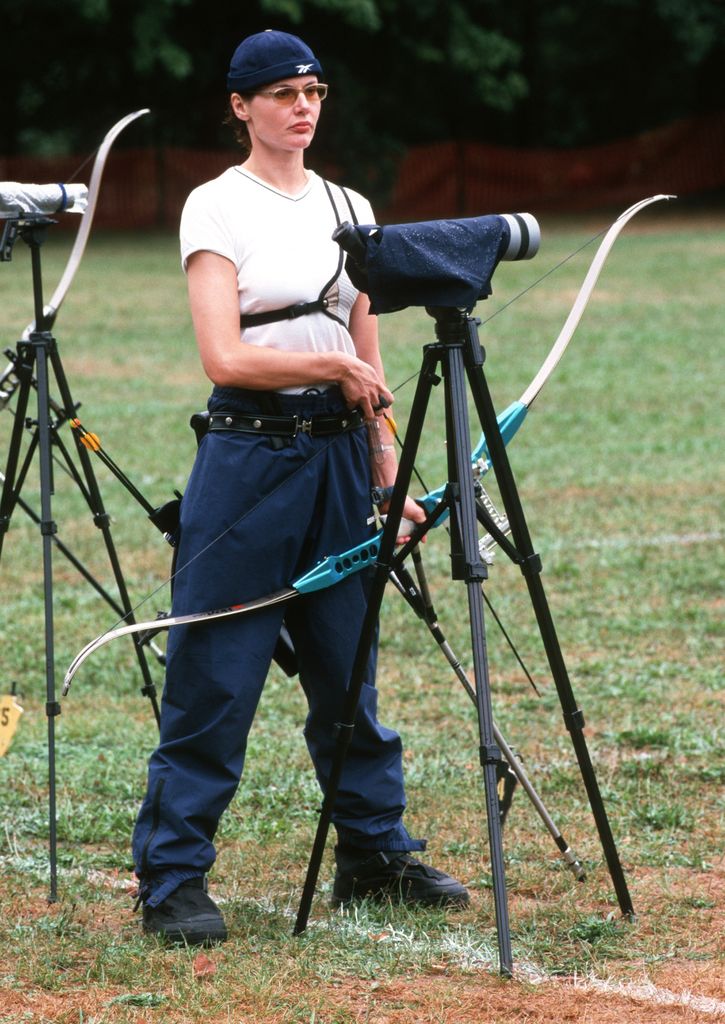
[24,109,151,336]
[63,527,387,691]
[410,196,676,530]
[518,193,675,409]
[465,194,676,465]
[62,587,297,695]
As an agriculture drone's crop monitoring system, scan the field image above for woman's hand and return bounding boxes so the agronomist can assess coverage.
[338,353,394,420]
[396,495,427,544]
[378,495,426,544]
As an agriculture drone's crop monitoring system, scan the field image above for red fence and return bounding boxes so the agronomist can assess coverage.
[387,111,725,218]
[2,111,723,229]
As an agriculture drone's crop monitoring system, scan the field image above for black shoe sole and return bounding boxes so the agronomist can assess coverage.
[331,887,470,909]
[143,916,228,946]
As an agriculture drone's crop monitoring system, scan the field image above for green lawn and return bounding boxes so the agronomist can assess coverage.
[0,206,722,1022]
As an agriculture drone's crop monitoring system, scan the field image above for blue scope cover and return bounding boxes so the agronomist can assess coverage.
[338,214,539,314]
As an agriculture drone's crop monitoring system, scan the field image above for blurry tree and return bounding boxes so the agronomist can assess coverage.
[1,0,196,154]
[506,0,725,146]
[1,0,723,202]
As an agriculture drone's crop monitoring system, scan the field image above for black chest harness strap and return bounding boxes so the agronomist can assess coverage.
[239,180,359,331]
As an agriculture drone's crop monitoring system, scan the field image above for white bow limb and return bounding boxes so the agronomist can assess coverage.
[23,109,150,337]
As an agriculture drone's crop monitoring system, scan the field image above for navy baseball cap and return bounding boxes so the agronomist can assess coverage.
[226,30,324,92]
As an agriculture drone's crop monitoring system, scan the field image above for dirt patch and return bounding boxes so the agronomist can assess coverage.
[321,972,725,1023]
[2,967,723,1024]
[3,862,722,1023]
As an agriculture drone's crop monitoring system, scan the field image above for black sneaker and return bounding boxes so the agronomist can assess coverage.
[142,877,228,945]
[332,847,470,908]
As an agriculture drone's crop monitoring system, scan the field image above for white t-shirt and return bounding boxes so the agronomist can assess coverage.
[180,168,374,374]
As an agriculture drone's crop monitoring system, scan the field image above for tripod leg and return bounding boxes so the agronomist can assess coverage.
[494,727,585,879]
[0,348,36,559]
[443,339,513,976]
[0,468,165,664]
[294,348,439,937]
[47,346,161,724]
[392,556,585,880]
[465,324,634,919]
[29,336,61,902]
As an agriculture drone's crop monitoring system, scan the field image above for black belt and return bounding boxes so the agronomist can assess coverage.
[207,408,364,438]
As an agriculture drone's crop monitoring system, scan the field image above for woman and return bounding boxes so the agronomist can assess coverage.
[132,29,469,946]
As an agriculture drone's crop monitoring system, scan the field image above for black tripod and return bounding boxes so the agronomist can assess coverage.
[295,306,633,976]
[0,214,161,899]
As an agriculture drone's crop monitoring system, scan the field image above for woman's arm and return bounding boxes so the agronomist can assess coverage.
[186,250,392,418]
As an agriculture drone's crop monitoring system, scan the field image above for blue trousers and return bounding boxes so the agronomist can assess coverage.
[132,387,421,906]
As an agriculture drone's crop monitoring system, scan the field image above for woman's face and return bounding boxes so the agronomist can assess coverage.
[231,76,324,155]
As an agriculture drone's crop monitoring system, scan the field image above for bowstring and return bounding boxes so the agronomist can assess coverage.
[65,149,98,186]
[386,222,609,418]
[478,224,608,327]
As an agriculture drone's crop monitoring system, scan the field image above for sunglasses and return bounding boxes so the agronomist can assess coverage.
[255,83,329,106]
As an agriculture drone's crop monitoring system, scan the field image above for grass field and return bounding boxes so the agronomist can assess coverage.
[0,202,722,1023]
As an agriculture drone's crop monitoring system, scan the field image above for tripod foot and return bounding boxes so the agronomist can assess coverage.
[563,848,586,882]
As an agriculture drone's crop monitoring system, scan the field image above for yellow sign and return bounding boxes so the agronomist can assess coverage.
[0,693,24,756]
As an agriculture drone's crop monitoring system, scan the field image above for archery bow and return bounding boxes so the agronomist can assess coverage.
[24,109,150,336]
[62,193,673,693]
[467,193,676,466]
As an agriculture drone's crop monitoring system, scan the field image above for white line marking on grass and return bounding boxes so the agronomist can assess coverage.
[572,976,725,1016]
[518,962,725,1016]
[549,530,723,552]
[201,900,725,1017]
[324,913,725,1015]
